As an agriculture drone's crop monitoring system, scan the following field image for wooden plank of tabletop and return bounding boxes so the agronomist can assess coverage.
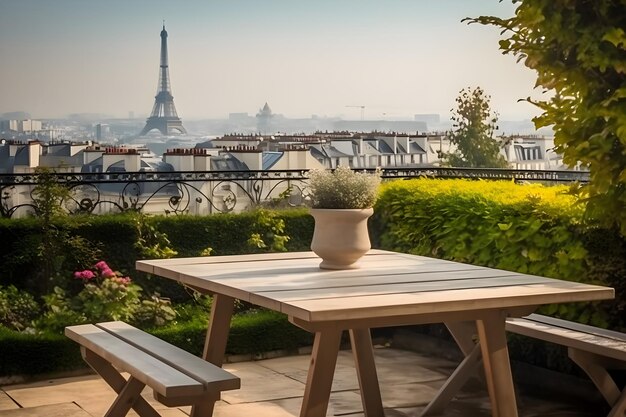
[251,275,557,303]
[136,250,397,273]
[138,256,454,281]
[162,263,514,303]
[279,281,614,322]
[204,267,520,294]
[161,256,472,285]
[136,250,458,276]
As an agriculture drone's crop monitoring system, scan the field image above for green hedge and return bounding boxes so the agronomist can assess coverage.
[0,209,314,299]
[374,178,625,329]
[0,309,313,378]
[373,178,626,373]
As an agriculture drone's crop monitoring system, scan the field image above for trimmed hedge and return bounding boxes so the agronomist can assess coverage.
[0,209,314,299]
[0,309,313,378]
[373,178,626,374]
[373,178,625,329]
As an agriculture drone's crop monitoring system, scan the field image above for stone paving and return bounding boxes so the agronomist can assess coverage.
[0,347,606,417]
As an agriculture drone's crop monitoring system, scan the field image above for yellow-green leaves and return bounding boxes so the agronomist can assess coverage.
[469,0,626,237]
[375,178,614,327]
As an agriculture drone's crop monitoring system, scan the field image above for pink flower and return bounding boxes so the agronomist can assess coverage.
[74,270,96,281]
[94,261,109,271]
[101,268,116,278]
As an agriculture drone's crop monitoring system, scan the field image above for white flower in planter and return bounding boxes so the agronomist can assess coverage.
[308,166,381,209]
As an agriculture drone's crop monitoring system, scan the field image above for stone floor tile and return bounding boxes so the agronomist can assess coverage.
[221,362,306,404]
[0,402,91,417]
[0,392,18,411]
[266,390,365,416]
[4,374,183,417]
[157,409,190,417]
[380,382,441,408]
[213,400,296,417]
[255,354,311,374]
[274,364,361,392]
[3,375,110,409]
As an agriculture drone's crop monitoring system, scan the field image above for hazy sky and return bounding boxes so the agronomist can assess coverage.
[0,0,544,121]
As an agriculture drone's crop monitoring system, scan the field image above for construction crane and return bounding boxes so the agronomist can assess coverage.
[345,105,365,121]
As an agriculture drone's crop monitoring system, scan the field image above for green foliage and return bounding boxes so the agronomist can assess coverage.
[0,210,314,301]
[0,285,40,331]
[374,178,622,328]
[31,167,71,220]
[441,87,508,168]
[132,212,178,259]
[135,294,177,328]
[0,326,83,376]
[28,168,102,293]
[308,166,382,209]
[0,309,314,377]
[35,262,175,334]
[247,209,290,252]
[468,1,626,235]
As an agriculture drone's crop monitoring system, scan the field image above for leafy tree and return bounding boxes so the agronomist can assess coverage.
[467,1,626,235]
[441,86,509,168]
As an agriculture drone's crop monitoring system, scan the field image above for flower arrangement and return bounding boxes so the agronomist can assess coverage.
[308,166,382,209]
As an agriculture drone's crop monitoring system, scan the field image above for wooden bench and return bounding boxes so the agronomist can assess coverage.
[506,314,626,417]
[422,314,626,417]
[65,321,240,417]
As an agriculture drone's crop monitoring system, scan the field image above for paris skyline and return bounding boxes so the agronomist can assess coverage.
[0,0,543,122]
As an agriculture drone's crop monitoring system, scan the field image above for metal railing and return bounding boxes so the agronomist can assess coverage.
[0,167,589,218]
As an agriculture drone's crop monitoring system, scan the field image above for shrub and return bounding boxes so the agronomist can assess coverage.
[374,178,622,329]
[0,285,40,331]
[35,261,175,334]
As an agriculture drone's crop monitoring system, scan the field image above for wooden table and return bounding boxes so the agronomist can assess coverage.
[137,250,614,417]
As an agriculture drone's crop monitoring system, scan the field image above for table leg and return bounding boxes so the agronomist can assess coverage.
[420,341,482,416]
[300,329,343,417]
[476,313,518,417]
[349,328,384,417]
[202,294,235,365]
[191,293,235,417]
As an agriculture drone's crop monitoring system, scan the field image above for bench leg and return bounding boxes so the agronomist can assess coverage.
[82,348,161,417]
[568,348,625,414]
[105,376,146,417]
[191,294,235,417]
[349,328,384,417]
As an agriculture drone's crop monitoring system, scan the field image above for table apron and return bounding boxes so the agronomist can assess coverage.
[288,305,538,332]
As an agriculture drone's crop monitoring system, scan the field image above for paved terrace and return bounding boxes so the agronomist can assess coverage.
[0,346,604,417]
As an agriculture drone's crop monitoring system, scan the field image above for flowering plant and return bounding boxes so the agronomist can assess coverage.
[37,261,175,333]
[308,166,382,209]
[74,261,131,286]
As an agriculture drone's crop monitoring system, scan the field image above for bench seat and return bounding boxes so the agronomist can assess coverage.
[422,314,626,417]
[506,314,626,417]
[66,321,240,417]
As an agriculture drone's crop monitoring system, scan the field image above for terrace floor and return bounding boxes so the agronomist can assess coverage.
[0,346,605,417]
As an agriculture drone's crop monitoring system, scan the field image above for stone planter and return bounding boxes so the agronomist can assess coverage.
[310,208,374,270]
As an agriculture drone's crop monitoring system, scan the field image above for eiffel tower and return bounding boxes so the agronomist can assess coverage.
[139,24,187,136]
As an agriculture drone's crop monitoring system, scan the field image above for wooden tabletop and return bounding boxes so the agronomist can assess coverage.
[136,250,614,323]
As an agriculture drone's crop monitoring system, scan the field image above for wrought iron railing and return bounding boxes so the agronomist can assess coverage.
[0,167,589,218]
